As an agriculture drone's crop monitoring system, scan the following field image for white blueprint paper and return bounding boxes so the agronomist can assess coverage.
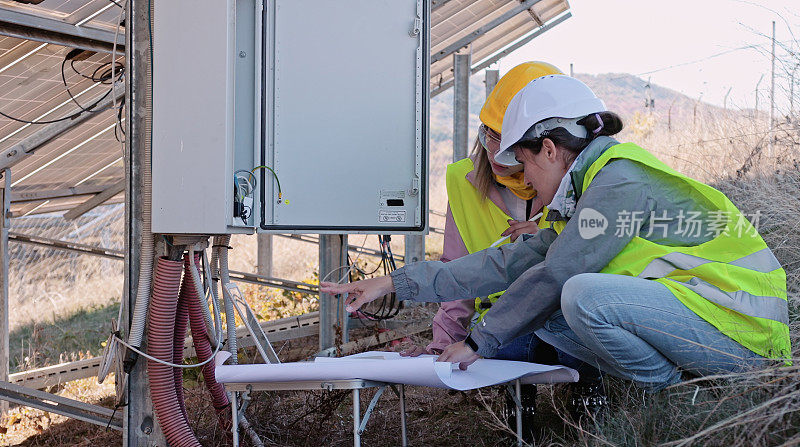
[214,351,578,390]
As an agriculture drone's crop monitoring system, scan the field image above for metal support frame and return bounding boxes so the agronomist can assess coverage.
[9,231,124,260]
[485,69,499,98]
[10,183,114,203]
[124,0,163,444]
[0,8,125,54]
[505,379,523,446]
[453,52,470,162]
[431,12,571,98]
[257,234,273,277]
[430,0,544,64]
[63,180,125,220]
[356,385,385,436]
[0,174,123,426]
[319,234,349,350]
[431,0,453,11]
[0,89,125,171]
[0,169,8,414]
[227,270,318,295]
[227,284,281,364]
[397,384,407,446]
[0,380,122,430]
[403,235,424,265]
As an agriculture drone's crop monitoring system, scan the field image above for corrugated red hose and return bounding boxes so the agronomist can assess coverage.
[173,262,191,423]
[147,256,201,447]
[185,255,231,430]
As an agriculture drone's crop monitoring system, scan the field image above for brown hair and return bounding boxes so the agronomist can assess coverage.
[468,136,495,200]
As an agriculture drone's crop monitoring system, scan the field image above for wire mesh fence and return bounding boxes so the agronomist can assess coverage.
[8,204,124,331]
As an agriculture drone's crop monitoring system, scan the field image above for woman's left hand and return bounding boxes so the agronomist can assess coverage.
[501,219,540,242]
[437,341,480,370]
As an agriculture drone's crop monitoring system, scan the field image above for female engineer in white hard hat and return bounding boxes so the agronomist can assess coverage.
[400,63,604,425]
[322,75,789,391]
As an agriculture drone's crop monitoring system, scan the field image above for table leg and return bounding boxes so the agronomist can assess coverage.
[353,388,361,447]
[400,384,407,447]
[231,392,240,447]
[515,379,522,446]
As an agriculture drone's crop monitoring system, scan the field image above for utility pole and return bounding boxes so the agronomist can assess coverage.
[769,20,776,156]
[755,73,764,116]
[693,93,703,128]
[792,66,797,119]
[668,97,677,132]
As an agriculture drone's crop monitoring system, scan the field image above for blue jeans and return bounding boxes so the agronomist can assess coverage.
[492,331,601,381]
[535,273,766,391]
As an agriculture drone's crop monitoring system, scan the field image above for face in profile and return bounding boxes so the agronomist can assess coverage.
[514,139,571,206]
[483,126,523,176]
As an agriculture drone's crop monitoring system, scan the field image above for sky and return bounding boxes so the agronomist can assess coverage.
[498,0,799,111]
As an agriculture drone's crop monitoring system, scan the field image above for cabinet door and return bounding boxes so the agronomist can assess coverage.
[260,0,428,233]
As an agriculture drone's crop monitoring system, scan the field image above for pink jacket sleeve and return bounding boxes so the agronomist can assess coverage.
[425,205,476,354]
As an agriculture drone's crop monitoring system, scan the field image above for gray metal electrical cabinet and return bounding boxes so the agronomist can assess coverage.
[151,0,429,235]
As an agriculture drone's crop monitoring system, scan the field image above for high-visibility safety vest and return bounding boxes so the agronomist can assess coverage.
[551,143,790,360]
[446,158,549,321]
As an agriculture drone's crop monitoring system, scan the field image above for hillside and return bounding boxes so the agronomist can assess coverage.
[429,71,720,145]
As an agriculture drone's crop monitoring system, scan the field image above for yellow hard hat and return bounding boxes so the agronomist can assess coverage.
[479,61,563,134]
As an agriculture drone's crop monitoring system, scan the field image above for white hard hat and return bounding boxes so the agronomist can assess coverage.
[495,75,606,166]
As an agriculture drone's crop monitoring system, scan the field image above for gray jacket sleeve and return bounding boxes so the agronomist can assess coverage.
[468,160,654,357]
[391,228,558,302]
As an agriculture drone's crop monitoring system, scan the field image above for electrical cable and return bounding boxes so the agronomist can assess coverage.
[0,37,123,125]
[61,56,123,115]
[115,329,224,369]
[0,89,115,125]
[233,170,256,224]
[113,96,125,142]
[348,253,384,276]
[251,165,282,202]
[71,58,123,85]
[111,0,125,142]
[349,235,402,321]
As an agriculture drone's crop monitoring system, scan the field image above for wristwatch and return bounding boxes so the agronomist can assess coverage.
[464,334,479,353]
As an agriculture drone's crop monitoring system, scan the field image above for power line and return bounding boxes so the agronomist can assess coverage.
[608,44,764,81]
[608,38,797,82]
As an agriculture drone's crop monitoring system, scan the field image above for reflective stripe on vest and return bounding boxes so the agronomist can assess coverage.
[555,143,790,360]
[446,158,549,320]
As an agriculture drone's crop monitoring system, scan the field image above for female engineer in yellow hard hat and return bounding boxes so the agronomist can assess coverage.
[322,75,789,394]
